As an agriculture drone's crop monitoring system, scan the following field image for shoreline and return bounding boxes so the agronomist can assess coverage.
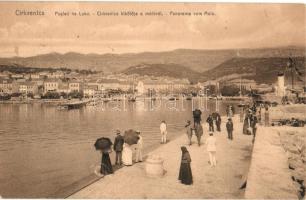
[69,115,254,199]
[50,129,185,198]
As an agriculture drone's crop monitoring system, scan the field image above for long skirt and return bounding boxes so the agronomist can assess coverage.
[100,153,113,175]
[122,145,133,166]
[178,163,193,185]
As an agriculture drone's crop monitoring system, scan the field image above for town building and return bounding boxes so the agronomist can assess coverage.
[44,79,60,93]
[58,83,70,94]
[19,82,38,94]
[69,81,82,92]
[83,85,98,98]
[0,79,13,94]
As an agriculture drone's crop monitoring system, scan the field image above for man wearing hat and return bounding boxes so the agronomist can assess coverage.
[113,130,124,165]
[226,118,234,140]
[135,130,143,163]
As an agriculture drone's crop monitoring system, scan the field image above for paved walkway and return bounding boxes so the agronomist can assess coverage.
[70,115,253,198]
[245,126,298,199]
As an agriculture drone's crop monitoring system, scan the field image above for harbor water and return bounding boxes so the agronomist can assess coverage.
[0,98,238,198]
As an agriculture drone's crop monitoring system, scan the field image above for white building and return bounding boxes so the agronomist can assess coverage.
[0,79,13,94]
[275,73,286,97]
[19,82,38,94]
[83,85,98,98]
[44,79,59,93]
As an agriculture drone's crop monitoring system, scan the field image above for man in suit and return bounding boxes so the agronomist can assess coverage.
[206,114,214,132]
[215,113,222,132]
[226,118,234,140]
[193,108,202,126]
[114,130,124,165]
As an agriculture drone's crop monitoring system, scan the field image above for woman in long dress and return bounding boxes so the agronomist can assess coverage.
[122,143,133,166]
[178,146,193,185]
[100,150,113,175]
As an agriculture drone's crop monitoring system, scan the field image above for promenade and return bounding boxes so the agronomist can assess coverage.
[245,126,297,199]
[70,115,253,198]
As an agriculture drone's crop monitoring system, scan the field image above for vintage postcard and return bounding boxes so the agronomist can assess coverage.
[0,2,305,199]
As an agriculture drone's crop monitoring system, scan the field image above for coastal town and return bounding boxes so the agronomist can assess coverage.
[0,2,305,200]
[1,65,304,103]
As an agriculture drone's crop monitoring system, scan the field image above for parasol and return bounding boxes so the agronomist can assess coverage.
[123,129,139,145]
[94,137,113,151]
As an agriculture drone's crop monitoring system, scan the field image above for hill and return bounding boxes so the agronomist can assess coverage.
[122,63,200,82]
[0,46,304,73]
[200,57,306,84]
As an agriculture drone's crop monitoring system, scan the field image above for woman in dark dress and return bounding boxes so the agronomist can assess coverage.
[178,146,193,185]
[100,150,113,175]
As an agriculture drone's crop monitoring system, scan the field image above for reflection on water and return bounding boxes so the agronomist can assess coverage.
[0,99,237,198]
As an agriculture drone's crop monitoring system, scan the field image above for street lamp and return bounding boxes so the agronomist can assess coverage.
[205,88,210,110]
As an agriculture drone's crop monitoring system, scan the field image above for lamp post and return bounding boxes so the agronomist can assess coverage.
[205,88,210,110]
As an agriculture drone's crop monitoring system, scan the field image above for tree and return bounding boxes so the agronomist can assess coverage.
[42,91,60,99]
[27,93,34,98]
[60,92,68,99]
[11,92,22,97]
[68,91,83,99]
[220,85,240,96]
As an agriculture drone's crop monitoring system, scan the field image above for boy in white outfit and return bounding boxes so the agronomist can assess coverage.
[160,120,167,144]
[206,131,217,167]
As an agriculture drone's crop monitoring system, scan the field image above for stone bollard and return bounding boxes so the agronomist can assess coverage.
[145,154,164,177]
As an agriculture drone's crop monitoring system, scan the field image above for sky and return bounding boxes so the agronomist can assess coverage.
[0,2,304,57]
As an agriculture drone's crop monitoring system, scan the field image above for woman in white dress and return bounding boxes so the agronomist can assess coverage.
[122,143,133,166]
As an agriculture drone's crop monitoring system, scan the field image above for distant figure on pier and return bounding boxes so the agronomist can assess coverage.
[135,131,143,163]
[243,113,252,135]
[215,113,222,132]
[206,132,217,167]
[250,115,258,142]
[185,120,193,145]
[228,105,235,118]
[100,150,114,175]
[113,130,124,165]
[226,118,234,140]
[178,146,193,185]
[193,108,202,126]
[122,143,133,166]
[160,120,167,144]
[194,123,203,146]
[206,114,214,132]
[264,106,269,127]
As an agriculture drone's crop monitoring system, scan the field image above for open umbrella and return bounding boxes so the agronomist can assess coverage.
[124,129,139,145]
[94,137,113,151]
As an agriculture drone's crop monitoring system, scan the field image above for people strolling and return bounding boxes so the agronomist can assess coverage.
[160,120,167,144]
[194,123,203,146]
[135,130,143,162]
[113,130,124,165]
[206,114,214,132]
[122,143,133,166]
[206,132,217,167]
[215,113,221,132]
[178,146,193,185]
[226,118,234,140]
[100,150,114,175]
[185,120,193,145]
[193,108,202,126]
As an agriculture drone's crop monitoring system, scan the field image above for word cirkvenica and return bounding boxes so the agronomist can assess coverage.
[15,10,45,16]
